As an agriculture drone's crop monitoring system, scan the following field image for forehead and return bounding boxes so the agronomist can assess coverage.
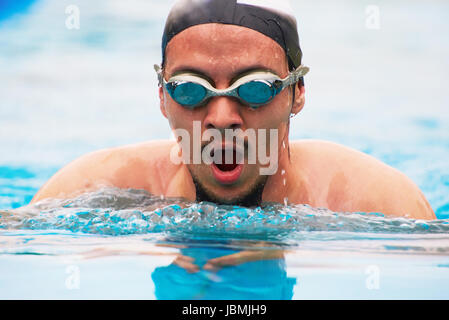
[164,23,289,77]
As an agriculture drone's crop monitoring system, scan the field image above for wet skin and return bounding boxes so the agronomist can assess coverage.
[31,24,435,220]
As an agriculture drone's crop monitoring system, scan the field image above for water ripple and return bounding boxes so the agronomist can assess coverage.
[0,188,448,242]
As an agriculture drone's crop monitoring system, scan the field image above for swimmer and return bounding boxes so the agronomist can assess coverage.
[31,0,435,220]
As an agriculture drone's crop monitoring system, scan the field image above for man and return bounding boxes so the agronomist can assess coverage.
[31,0,435,220]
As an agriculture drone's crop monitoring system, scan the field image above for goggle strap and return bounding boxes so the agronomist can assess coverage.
[283,65,310,88]
[154,64,163,86]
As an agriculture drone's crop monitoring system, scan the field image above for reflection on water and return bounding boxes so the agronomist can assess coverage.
[152,244,294,300]
[0,187,448,299]
[1,228,449,299]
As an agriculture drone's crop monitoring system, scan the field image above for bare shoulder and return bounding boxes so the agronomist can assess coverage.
[31,140,178,204]
[290,140,435,220]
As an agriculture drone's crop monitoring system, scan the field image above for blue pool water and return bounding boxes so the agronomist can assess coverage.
[1,0,449,299]
[0,0,36,22]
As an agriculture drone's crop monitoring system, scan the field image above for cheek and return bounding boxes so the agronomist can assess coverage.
[274,89,294,120]
[246,91,292,129]
[165,101,199,130]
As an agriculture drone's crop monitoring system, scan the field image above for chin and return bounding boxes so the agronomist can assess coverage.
[190,168,268,208]
[205,189,249,204]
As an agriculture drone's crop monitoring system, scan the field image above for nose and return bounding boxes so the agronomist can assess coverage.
[203,97,243,131]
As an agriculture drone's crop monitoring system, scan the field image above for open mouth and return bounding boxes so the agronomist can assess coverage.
[210,147,244,185]
[213,149,239,172]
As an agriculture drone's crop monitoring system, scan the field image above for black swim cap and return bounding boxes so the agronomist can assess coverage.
[161,0,302,71]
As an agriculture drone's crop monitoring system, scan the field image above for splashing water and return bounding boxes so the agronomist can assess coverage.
[1,188,448,243]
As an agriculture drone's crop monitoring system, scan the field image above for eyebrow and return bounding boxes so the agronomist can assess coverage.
[169,65,280,86]
[229,66,280,84]
[171,68,216,86]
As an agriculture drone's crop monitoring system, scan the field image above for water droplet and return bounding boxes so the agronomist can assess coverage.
[281,170,286,175]
[283,197,288,206]
[283,178,286,186]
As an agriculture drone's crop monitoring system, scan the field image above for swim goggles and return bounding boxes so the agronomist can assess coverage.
[154,64,309,109]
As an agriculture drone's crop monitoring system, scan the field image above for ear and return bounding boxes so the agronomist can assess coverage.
[159,86,168,119]
[291,82,305,116]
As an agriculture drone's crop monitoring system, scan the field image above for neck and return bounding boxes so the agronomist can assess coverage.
[262,140,306,206]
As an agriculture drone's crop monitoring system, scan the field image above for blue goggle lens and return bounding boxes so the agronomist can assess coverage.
[238,80,275,105]
[167,82,207,107]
